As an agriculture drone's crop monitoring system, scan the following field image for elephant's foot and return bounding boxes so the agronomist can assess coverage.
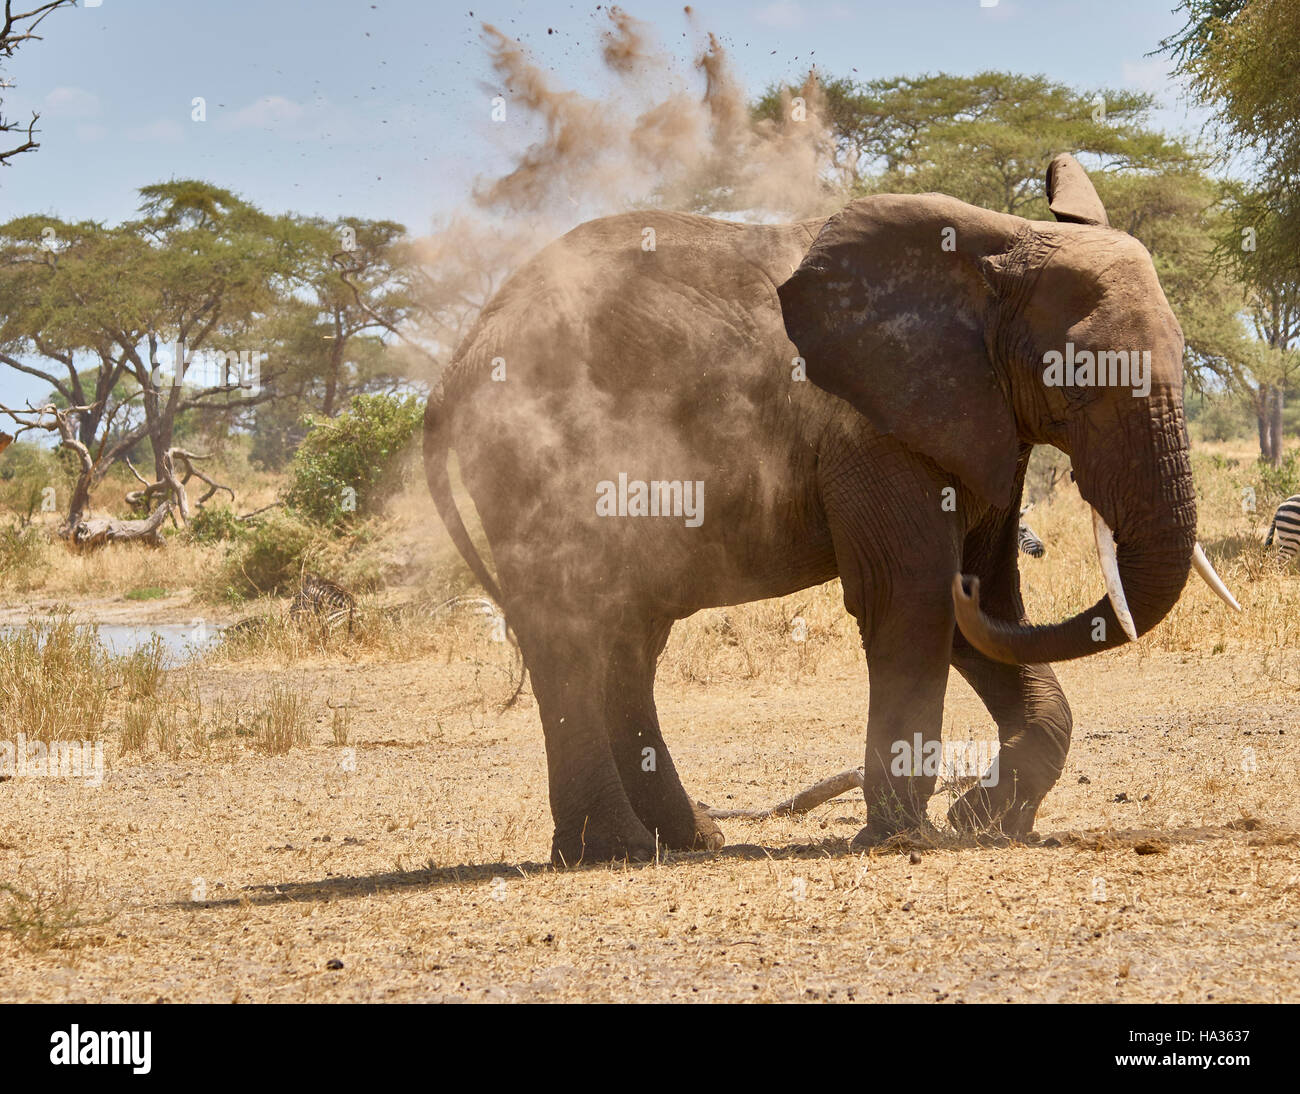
[550,813,657,867]
[947,776,1040,840]
[851,783,932,849]
[629,796,725,852]
[850,819,933,850]
[672,802,725,852]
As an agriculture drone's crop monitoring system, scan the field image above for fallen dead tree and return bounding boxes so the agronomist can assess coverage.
[705,767,865,820]
[71,501,171,551]
[125,449,235,521]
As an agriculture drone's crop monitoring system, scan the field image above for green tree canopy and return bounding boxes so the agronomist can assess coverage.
[1162,1,1300,274]
[755,71,1194,215]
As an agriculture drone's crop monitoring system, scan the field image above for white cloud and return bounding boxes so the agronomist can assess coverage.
[126,119,185,143]
[222,95,305,130]
[755,3,804,29]
[1122,59,1172,95]
[43,86,100,119]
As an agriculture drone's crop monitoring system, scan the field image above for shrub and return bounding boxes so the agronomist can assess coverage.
[1196,394,1254,443]
[284,394,423,529]
[1254,450,1300,510]
[215,510,321,600]
[187,504,246,544]
[0,521,45,583]
[0,441,72,522]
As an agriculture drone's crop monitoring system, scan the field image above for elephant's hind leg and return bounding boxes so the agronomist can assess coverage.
[949,649,1072,839]
[604,620,724,852]
[508,599,655,866]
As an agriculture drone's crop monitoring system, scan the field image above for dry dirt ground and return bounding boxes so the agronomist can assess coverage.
[1,614,1297,1003]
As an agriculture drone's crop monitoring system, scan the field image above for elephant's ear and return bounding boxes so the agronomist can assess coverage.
[778,196,1020,509]
[1046,153,1108,227]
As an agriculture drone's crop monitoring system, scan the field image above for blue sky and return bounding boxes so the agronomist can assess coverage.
[0,0,1205,234]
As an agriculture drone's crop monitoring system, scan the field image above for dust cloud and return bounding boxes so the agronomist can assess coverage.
[473,10,832,222]
[410,5,838,370]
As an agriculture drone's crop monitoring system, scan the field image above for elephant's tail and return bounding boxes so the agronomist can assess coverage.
[423,384,504,607]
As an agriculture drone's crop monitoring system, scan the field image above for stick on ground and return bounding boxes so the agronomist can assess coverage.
[705,767,864,820]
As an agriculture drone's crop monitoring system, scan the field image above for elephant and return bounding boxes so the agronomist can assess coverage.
[424,154,1240,865]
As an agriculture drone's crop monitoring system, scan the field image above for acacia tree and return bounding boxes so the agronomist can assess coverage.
[1196,185,1300,464]
[0,182,291,528]
[755,72,1192,214]
[283,215,415,418]
[393,217,519,382]
[1,181,436,517]
[1161,4,1300,461]
[1162,1,1300,280]
[0,217,157,531]
[321,215,522,404]
[230,215,422,468]
[115,181,290,519]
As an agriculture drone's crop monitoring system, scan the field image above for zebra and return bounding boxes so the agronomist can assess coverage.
[1017,502,1047,558]
[1265,494,1300,562]
[289,572,357,635]
[1017,522,1046,558]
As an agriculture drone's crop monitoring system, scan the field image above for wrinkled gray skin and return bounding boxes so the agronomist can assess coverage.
[426,156,1195,865]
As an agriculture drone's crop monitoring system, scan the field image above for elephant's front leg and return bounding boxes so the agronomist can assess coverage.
[603,622,724,852]
[949,649,1072,838]
[947,505,1073,838]
[822,448,961,848]
[853,596,955,847]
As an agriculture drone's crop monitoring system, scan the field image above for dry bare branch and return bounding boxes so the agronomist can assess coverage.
[705,768,865,820]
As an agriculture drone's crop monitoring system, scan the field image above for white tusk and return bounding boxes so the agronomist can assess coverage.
[1092,508,1138,642]
[1192,542,1242,613]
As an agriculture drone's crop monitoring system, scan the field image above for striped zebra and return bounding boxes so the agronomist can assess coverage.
[1017,502,1047,558]
[1265,494,1300,562]
[289,572,356,635]
[1017,522,1046,558]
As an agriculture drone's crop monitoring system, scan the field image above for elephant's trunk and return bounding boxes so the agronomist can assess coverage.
[954,398,1202,664]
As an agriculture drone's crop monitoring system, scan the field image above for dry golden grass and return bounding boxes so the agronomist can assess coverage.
[1018,442,1300,667]
[0,614,112,743]
[0,639,1293,1001]
[256,684,309,755]
[0,534,231,600]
